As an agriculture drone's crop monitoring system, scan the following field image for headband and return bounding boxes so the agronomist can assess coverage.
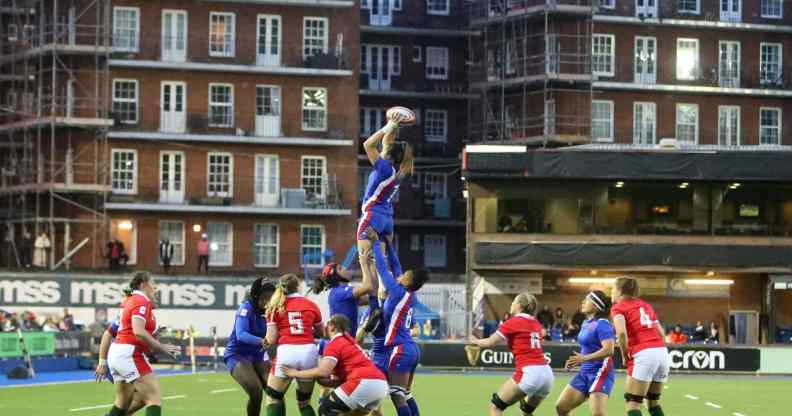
[587,292,606,311]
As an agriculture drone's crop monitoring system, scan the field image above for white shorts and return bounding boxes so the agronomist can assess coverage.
[108,343,151,384]
[335,378,389,411]
[629,347,670,383]
[271,344,318,381]
[514,364,554,398]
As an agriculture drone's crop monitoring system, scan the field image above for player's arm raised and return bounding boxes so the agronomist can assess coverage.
[612,314,629,363]
[468,332,505,349]
[131,317,179,357]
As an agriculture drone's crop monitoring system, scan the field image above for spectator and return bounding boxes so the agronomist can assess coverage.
[707,322,720,344]
[537,304,554,329]
[562,318,580,341]
[116,239,129,268]
[23,312,41,331]
[197,233,210,273]
[0,313,6,332]
[33,230,51,268]
[571,306,586,329]
[60,308,75,331]
[159,238,174,273]
[553,307,565,330]
[692,321,706,342]
[667,324,689,344]
[8,313,21,331]
[20,228,32,268]
[107,239,119,271]
[42,316,59,332]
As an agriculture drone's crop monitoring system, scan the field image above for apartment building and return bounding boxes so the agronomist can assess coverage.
[359,0,474,276]
[0,0,359,273]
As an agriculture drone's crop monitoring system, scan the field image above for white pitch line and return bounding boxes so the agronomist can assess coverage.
[664,386,669,389]
[69,404,112,412]
[162,395,186,400]
[733,413,747,416]
[706,402,722,409]
[210,388,236,394]
[685,394,699,400]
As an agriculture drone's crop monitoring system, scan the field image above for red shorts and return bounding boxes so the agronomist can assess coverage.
[108,343,152,383]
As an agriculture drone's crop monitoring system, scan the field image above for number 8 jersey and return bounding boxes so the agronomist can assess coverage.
[610,298,665,357]
[269,294,323,345]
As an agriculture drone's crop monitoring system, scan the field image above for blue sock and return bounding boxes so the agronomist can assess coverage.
[396,405,412,416]
[407,396,420,416]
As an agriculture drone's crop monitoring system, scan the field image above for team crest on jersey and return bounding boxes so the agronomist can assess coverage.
[240,308,248,317]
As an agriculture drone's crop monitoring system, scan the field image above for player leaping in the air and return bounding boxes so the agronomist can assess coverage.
[611,277,670,416]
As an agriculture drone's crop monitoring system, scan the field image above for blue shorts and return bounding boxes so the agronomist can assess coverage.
[372,348,389,376]
[224,352,267,374]
[357,210,393,240]
[386,342,420,374]
[570,363,615,396]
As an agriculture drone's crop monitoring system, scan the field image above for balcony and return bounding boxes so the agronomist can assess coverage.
[359,77,474,100]
[469,0,594,25]
[0,23,110,65]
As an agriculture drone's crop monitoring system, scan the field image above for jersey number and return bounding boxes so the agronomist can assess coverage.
[639,307,654,329]
[405,308,414,330]
[288,312,304,334]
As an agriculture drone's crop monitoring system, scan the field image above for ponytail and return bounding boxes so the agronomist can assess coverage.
[128,271,150,292]
[265,274,301,316]
[398,143,414,177]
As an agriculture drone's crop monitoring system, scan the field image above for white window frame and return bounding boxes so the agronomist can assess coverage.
[591,100,614,142]
[112,79,139,124]
[207,152,233,198]
[423,172,447,199]
[760,107,782,145]
[360,107,386,137]
[209,12,236,58]
[592,34,615,77]
[111,149,138,195]
[301,87,328,131]
[425,109,448,143]
[717,105,741,147]
[598,0,615,8]
[427,0,450,15]
[6,91,17,109]
[761,0,783,18]
[303,17,329,60]
[253,223,279,268]
[760,42,783,85]
[361,0,370,9]
[393,0,402,11]
[633,101,657,145]
[676,38,700,81]
[301,225,326,267]
[207,222,233,267]
[426,46,449,80]
[678,0,700,14]
[158,220,185,266]
[392,46,401,76]
[112,6,140,52]
[413,46,422,63]
[423,234,447,268]
[208,83,234,128]
[301,156,327,200]
[676,103,699,144]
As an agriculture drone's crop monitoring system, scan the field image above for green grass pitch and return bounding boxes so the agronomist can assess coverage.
[0,371,787,415]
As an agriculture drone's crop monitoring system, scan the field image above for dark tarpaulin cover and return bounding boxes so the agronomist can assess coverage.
[475,242,792,268]
[466,150,792,181]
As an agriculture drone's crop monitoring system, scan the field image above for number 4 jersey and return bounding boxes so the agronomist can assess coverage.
[611,298,665,357]
[269,294,323,345]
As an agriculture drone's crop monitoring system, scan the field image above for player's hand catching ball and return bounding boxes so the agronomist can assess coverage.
[162,343,181,358]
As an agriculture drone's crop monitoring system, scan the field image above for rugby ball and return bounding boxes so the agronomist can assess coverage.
[386,106,417,126]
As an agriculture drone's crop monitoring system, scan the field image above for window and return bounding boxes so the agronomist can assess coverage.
[209,84,234,127]
[676,103,699,143]
[209,12,235,57]
[760,108,782,145]
[301,156,326,200]
[633,102,656,145]
[303,17,328,59]
[360,107,386,137]
[425,110,448,142]
[5,91,17,110]
[762,0,783,18]
[113,7,139,52]
[393,0,402,11]
[423,235,446,268]
[413,46,422,63]
[426,47,449,79]
[360,46,368,73]
[423,173,447,199]
[718,106,740,146]
[427,0,450,15]
[597,0,615,8]
[392,46,401,75]
[410,234,421,251]
[254,224,278,267]
[678,0,699,13]
[159,221,184,265]
[112,79,138,124]
[302,87,327,131]
[301,225,325,267]
[207,222,232,266]
[760,43,782,85]
[361,0,369,8]
[591,100,614,142]
[111,149,137,194]
[676,38,699,80]
[592,34,615,76]
[7,24,18,42]
[207,152,233,197]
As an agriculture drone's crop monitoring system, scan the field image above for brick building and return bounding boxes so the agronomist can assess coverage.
[358,0,473,277]
[1,0,360,274]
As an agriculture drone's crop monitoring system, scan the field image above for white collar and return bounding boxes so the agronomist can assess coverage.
[132,290,149,301]
[515,313,535,320]
[286,293,302,298]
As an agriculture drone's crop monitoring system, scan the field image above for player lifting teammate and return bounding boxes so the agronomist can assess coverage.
[469,293,554,416]
[611,277,670,416]
[264,274,323,416]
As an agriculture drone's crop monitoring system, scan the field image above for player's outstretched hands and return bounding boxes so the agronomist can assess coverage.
[94,360,108,382]
[565,351,585,370]
[162,343,181,358]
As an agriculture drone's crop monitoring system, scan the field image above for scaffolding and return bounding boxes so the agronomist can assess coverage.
[1,0,111,269]
[467,0,594,146]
